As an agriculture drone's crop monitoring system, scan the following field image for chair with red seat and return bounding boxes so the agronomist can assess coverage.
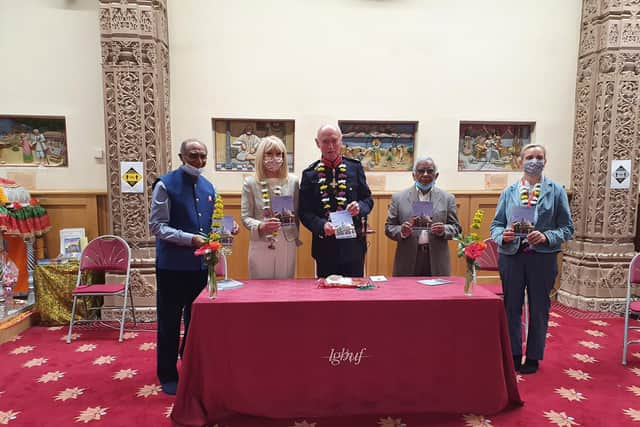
[476,238,503,296]
[66,235,136,343]
[622,253,640,365]
[476,237,529,340]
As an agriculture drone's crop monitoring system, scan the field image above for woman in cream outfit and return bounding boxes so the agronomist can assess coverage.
[241,136,300,278]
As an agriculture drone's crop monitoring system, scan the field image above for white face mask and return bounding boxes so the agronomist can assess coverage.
[181,163,203,176]
[263,157,283,172]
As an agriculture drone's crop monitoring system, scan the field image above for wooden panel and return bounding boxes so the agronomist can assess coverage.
[32,192,102,259]
[296,227,315,278]
[218,194,249,280]
[374,195,394,277]
[36,191,568,287]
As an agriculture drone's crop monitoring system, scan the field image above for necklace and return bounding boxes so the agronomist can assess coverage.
[260,180,282,249]
[520,179,541,207]
[316,162,347,217]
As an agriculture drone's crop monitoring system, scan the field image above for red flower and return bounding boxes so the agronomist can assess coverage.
[464,241,487,260]
[194,240,222,256]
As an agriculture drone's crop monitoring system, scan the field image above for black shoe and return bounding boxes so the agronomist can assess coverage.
[161,381,178,395]
[513,355,522,371]
[520,358,539,374]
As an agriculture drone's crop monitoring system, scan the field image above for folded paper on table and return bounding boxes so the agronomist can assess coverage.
[418,278,452,286]
[217,279,244,290]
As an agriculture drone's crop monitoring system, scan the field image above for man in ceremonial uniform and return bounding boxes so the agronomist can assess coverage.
[299,124,373,278]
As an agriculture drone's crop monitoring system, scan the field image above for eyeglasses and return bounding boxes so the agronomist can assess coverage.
[183,152,207,160]
[415,168,435,175]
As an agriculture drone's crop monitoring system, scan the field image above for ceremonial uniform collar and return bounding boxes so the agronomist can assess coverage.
[321,156,343,169]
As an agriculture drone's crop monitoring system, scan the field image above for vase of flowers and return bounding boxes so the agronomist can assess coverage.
[454,209,487,297]
[195,240,222,299]
[194,195,227,299]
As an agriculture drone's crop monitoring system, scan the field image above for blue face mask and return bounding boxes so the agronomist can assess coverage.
[181,163,203,176]
[523,159,545,177]
[415,181,434,192]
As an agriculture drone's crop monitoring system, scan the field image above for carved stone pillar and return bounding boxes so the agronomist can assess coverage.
[99,0,171,321]
[558,0,640,312]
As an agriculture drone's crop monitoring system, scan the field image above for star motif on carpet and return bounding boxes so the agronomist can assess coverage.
[0,410,19,424]
[584,329,606,337]
[548,320,560,328]
[290,421,316,427]
[632,352,640,359]
[564,368,591,381]
[554,387,586,402]
[543,410,579,426]
[136,384,162,397]
[589,320,609,327]
[92,355,116,365]
[631,367,640,376]
[627,385,640,397]
[546,333,553,338]
[164,404,173,418]
[113,369,138,380]
[62,333,81,341]
[578,340,601,350]
[138,342,156,351]
[462,414,493,426]
[550,312,562,318]
[572,353,597,363]
[75,406,108,423]
[37,371,65,383]
[378,416,406,426]
[22,357,47,368]
[10,345,34,355]
[55,387,85,401]
[122,332,138,340]
[516,374,524,382]
[47,326,64,331]
[9,335,22,342]
[75,344,96,353]
[624,408,640,421]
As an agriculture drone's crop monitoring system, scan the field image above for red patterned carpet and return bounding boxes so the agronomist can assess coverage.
[0,304,637,427]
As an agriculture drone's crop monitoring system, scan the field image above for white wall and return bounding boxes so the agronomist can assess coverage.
[169,0,581,192]
[0,0,106,191]
[0,0,582,193]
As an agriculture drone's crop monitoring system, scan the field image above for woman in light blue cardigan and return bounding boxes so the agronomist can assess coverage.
[490,144,574,374]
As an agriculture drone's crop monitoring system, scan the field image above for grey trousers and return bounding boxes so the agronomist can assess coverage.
[498,251,558,360]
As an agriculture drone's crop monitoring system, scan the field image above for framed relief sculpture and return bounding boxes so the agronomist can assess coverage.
[458,121,535,172]
[212,119,295,171]
[338,121,417,171]
[0,115,68,167]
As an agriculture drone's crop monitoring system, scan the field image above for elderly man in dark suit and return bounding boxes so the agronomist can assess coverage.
[385,156,461,276]
[299,124,373,278]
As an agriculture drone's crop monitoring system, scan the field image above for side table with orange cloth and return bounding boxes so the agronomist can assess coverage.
[5,235,28,294]
[33,259,101,325]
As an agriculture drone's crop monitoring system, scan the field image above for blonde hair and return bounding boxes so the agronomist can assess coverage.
[255,135,288,181]
[520,143,546,159]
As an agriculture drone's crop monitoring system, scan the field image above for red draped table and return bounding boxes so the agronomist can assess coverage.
[171,278,522,426]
